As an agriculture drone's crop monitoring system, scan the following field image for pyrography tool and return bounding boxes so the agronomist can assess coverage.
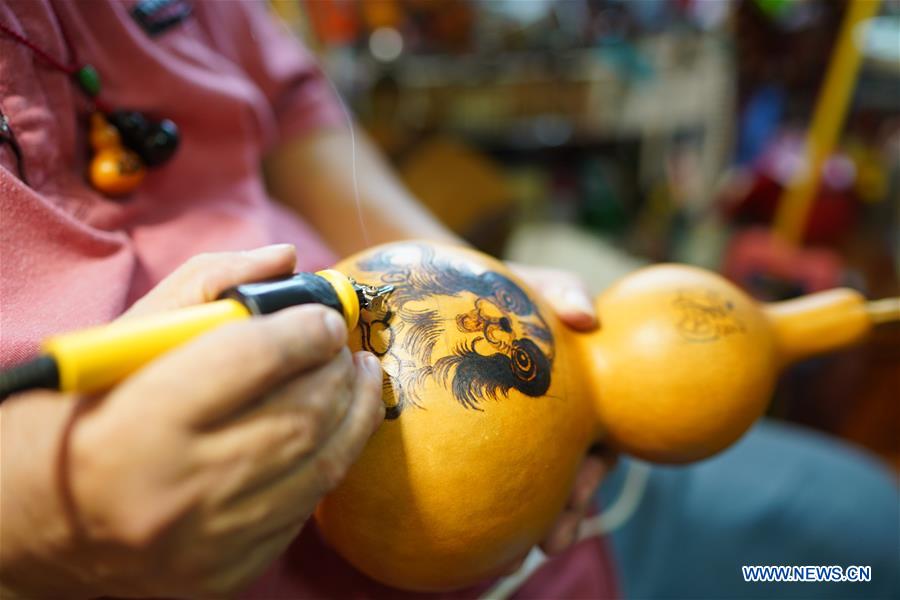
[0,270,393,400]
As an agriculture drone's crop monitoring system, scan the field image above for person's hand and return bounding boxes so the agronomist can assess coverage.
[0,245,385,598]
[506,263,617,562]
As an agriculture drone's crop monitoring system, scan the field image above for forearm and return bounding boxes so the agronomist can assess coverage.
[264,126,463,257]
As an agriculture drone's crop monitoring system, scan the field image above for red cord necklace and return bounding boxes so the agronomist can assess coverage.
[0,20,179,197]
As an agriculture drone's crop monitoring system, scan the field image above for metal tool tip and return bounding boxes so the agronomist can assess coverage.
[354,281,395,311]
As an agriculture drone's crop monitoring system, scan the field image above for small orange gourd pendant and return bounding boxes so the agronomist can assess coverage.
[88,112,145,197]
[314,240,895,591]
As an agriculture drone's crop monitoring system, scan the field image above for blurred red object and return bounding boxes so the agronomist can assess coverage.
[723,228,844,299]
[304,0,359,46]
[723,133,859,245]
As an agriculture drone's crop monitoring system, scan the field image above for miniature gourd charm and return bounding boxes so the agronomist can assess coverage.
[88,112,145,197]
[314,241,894,592]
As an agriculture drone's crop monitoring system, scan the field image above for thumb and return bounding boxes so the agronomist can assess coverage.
[541,285,598,331]
[122,245,297,319]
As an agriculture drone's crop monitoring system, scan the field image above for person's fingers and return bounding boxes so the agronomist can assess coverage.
[122,245,297,319]
[539,511,581,556]
[198,520,305,599]
[311,352,386,489]
[219,352,384,528]
[568,454,610,513]
[198,349,359,503]
[507,263,598,331]
[114,304,347,427]
[537,452,613,556]
[210,348,356,455]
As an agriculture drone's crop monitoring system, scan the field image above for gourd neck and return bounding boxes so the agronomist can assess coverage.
[763,288,876,367]
[566,322,608,441]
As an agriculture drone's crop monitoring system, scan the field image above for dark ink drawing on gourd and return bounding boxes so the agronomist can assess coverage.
[672,289,746,343]
[356,244,554,418]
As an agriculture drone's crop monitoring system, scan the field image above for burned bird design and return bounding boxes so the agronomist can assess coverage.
[355,244,554,417]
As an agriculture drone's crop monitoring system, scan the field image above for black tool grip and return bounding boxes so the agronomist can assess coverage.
[219,273,344,317]
[0,355,59,400]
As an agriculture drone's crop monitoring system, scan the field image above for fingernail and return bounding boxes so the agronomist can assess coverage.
[363,353,382,379]
[249,243,295,258]
[564,288,595,318]
[324,310,347,343]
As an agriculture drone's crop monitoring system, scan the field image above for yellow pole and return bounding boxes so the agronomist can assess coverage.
[773,0,882,244]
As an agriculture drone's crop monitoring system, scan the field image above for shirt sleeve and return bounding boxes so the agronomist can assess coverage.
[194,0,346,145]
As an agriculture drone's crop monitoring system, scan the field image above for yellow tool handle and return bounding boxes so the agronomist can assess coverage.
[317,269,361,332]
[43,299,251,394]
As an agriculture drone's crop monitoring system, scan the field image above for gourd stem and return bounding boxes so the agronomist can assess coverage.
[867,298,900,325]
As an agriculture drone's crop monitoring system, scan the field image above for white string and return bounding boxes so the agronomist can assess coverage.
[481,547,547,600]
[325,73,369,248]
[479,461,651,600]
[577,461,651,539]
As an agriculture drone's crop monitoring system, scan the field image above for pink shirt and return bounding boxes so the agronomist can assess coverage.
[0,1,618,597]
[0,0,339,365]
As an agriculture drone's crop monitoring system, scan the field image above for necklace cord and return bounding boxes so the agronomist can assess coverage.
[0,19,109,111]
[0,21,77,74]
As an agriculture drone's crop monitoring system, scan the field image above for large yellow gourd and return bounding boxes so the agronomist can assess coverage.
[315,241,882,591]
